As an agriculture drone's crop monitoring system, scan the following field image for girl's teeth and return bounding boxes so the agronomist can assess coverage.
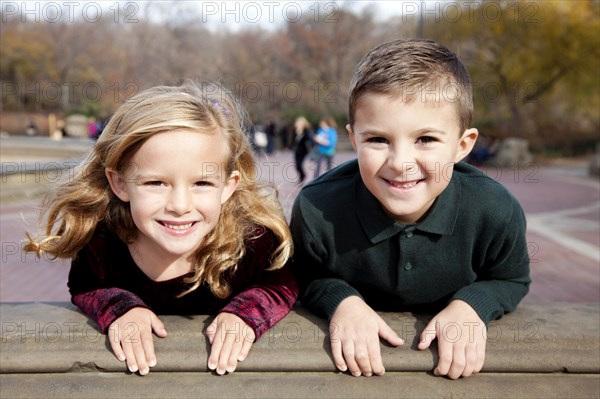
[164,223,193,230]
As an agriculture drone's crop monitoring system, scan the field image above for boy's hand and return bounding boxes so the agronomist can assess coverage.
[108,307,167,376]
[206,312,256,375]
[418,299,486,379]
[330,296,404,377]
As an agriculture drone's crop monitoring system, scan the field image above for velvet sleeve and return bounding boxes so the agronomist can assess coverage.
[72,288,150,334]
[68,229,150,334]
[219,230,299,340]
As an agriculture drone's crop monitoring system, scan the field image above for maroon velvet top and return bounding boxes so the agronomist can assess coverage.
[68,223,298,339]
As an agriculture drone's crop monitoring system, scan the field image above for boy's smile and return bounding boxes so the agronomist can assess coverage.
[348,93,477,224]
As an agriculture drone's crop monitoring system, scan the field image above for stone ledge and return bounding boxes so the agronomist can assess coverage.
[1,372,599,399]
[1,302,599,375]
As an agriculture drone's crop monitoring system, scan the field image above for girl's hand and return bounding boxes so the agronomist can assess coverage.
[330,296,404,377]
[418,300,487,379]
[108,307,167,375]
[206,312,256,375]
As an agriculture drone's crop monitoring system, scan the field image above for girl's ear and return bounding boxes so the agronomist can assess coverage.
[455,128,479,162]
[220,171,240,204]
[105,168,130,202]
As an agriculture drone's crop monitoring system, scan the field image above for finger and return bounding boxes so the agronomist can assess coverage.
[366,335,384,376]
[462,344,477,378]
[108,325,126,362]
[238,337,253,362]
[227,339,243,374]
[207,324,223,372]
[132,338,149,376]
[140,329,156,373]
[342,339,361,377]
[447,344,466,380]
[216,331,237,375]
[330,331,347,372]
[434,339,452,377]
[206,319,218,345]
[121,338,138,373]
[377,318,404,347]
[353,339,372,377]
[151,314,167,338]
[418,320,438,350]
[474,342,486,373]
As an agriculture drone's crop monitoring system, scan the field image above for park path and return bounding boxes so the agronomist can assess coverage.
[1,150,598,303]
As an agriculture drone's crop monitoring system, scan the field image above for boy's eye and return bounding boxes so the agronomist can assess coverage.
[417,136,436,144]
[366,137,389,144]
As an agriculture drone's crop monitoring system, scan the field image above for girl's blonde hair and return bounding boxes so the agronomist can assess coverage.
[25,80,292,298]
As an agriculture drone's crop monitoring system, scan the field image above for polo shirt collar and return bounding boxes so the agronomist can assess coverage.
[354,172,460,244]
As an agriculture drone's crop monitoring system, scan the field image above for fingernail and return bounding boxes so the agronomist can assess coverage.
[208,362,216,370]
[353,371,361,377]
[226,365,236,373]
[365,372,372,377]
[216,368,225,375]
[140,367,149,376]
[148,359,156,367]
[129,364,138,373]
[337,365,347,372]
[118,355,126,362]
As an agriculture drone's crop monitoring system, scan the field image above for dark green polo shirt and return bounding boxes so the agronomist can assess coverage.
[290,159,530,324]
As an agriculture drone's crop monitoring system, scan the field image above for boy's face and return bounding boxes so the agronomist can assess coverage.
[347,93,477,224]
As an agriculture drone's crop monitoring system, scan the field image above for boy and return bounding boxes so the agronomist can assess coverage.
[290,39,530,379]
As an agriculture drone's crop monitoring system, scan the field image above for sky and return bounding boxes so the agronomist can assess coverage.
[5,1,438,30]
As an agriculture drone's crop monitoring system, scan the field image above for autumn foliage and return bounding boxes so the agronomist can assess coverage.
[1,1,598,153]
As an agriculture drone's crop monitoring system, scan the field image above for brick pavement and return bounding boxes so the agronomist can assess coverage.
[1,150,599,303]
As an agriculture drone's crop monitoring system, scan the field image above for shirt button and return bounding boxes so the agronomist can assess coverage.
[404,262,413,270]
[406,231,413,238]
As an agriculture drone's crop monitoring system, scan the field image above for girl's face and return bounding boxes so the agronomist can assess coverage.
[106,129,239,264]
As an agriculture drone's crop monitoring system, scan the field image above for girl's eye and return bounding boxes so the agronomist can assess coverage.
[366,137,389,144]
[145,181,164,186]
[194,181,213,187]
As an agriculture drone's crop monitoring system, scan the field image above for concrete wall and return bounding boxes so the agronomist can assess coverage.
[1,302,598,398]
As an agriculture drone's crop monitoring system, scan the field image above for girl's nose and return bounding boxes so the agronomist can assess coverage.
[166,187,192,215]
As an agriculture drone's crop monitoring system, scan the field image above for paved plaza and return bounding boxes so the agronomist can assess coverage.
[1,149,599,303]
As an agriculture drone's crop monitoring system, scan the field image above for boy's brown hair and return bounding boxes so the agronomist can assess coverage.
[348,39,473,134]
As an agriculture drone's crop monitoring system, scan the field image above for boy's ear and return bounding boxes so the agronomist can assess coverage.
[455,128,479,162]
[220,170,240,204]
[105,168,130,202]
[346,124,358,151]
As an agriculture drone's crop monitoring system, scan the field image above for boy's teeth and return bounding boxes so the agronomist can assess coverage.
[391,180,418,188]
[164,223,193,230]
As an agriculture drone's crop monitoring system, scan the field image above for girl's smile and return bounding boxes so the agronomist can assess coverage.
[106,129,239,280]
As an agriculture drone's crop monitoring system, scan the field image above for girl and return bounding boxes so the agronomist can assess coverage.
[292,116,312,183]
[25,81,297,376]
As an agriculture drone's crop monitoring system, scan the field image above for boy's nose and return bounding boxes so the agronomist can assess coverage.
[387,147,418,176]
[166,187,192,214]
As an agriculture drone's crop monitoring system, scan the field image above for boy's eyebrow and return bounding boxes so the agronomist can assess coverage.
[357,127,450,135]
